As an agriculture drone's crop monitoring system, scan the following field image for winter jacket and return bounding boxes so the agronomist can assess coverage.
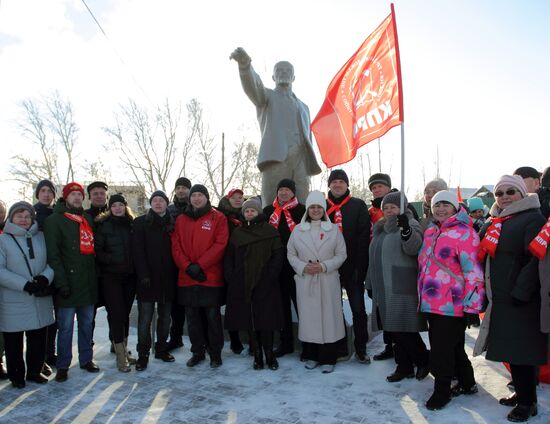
[287,218,347,344]
[172,206,228,289]
[366,212,427,333]
[44,199,97,308]
[326,190,370,284]
[217,196,243,235]
[132,210,177,303]
[224,217,284,331]
[473,195,548,364]
[168,197,188,219]
[85,205,108,220]
[0,221,55,332]
[94,212,134,276]
[33,202,54,231]
[417,207,485,317]
[540,252,550,336]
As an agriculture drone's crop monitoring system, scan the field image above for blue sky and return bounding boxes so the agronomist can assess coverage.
[0,0,548,202]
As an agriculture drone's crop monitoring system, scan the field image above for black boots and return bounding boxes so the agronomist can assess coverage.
[507,404,538,422]
[373,345,394,361]
[186,353,205,367]
[386,369,414,383]
[135,356,149,371]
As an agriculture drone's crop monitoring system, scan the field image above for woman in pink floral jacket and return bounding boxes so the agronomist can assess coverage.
[417,190,485,411]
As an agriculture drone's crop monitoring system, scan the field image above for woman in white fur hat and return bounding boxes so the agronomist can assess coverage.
[286,190,347,373]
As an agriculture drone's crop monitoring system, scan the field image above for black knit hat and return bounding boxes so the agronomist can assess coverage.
[381,191,408,210]
[328,169,349,186]
[87,181,108,196]
[149,190,169,205]
[108,193,127,208]
[277,178,296,194]
[35,179,56,199]
[174,177,192,189]
[189,184,210,201]
[368,173,392,190]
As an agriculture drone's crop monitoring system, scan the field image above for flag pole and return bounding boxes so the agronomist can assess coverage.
[391,3,405,213]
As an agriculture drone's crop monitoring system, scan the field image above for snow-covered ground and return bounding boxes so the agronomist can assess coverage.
[0,307,547,424]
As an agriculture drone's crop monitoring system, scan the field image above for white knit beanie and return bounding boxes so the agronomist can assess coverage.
[431,190,459,213]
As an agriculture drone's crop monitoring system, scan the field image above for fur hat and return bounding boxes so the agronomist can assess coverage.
[242,198,262,214]
[381,191,408,210]
[8,201,36,223]
[109,193,127,208]
[467,197,484,212]
[149,190,169,205]
[189,184,210,201]
[494,175,527,198]
[424,178,448,193]
[431,190,459,212]
[86,181,108,196]
[368,173,392,190]
[174,177,192,189]
[62,182,85,199]
[35,179,56,199]
[277,179,296,195]
[328,169,349,186]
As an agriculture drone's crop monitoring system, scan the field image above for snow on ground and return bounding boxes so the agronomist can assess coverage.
[0,307,547,424]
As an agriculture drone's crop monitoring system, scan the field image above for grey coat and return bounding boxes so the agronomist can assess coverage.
[0,221,55,332]
[238,64,321,176]
[366,214,427,333]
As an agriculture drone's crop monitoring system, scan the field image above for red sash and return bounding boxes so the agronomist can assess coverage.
[528,217,550,260]
[269,197,299,232]
[478,216,512,261]
[327,194,352,232]
[64,212,95,255]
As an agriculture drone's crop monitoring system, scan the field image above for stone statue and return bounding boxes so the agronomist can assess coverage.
[230,47,322,205]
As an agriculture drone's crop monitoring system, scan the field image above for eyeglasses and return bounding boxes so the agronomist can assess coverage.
[494,189,519,197]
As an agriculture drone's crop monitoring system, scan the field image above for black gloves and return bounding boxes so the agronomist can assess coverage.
[34,285,56,297]
[23,281,41,295]
[464,313,479,329]
[34,275,49,289]
[186,263,207,282]
[397,214,410,232]
[139,278,151,289]
[58,286,71,299]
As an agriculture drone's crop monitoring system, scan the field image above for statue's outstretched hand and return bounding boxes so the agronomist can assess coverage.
[230,47,251,67]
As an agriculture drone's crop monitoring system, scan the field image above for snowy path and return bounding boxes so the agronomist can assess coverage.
[0,308,547,423]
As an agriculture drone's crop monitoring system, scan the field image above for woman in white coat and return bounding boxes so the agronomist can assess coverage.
[287,190,347,373]
[0,202,55,388]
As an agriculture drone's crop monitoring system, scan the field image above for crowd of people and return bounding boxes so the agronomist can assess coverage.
[0,166,549,423]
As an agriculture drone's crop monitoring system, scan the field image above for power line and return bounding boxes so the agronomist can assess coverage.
[80,0,154,106]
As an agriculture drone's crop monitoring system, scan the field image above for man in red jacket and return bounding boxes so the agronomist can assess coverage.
[171,185,229,368]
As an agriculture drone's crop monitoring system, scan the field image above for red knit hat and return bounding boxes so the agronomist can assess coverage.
[226,188,243,198]
[62,182,85,199]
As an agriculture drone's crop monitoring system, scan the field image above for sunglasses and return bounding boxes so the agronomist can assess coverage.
[494,189,519,197]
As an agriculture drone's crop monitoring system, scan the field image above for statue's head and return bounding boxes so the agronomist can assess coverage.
[273,61,295,87]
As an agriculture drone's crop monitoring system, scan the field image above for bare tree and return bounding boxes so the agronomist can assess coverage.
[104,98,184,195]
[11,93,79,192]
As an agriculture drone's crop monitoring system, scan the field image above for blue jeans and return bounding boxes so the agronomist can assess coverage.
[56,305,94,369]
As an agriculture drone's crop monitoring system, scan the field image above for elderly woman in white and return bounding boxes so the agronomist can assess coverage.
[287,190,347,373]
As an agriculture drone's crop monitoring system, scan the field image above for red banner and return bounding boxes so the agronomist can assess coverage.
[312,4,403,167]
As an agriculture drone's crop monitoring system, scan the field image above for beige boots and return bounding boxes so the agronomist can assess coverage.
[114,342,131,373]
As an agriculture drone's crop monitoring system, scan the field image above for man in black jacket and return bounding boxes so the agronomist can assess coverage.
[327,169,371,363]
[263,179,305,357]
[166,176,192,352]
[85,181,109,219]
[132,191,178,371]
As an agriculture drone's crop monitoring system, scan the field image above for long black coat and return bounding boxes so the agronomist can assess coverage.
[478,196,547,365]
[223,222,284,331]
[132,210,177,303]
[327,191,370,284]
[263,201,305,280]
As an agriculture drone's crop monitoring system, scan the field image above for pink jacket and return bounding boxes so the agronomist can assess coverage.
[417,208,485,317]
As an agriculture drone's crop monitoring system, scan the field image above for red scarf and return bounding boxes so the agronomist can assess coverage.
[528,217,550,260]
[478,216,512,261]
[269,196,299,232]
[64,212,95,255]
[327,194,352,233]
[229,217,242,227]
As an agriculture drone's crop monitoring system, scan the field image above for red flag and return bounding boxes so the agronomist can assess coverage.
[457,186,463,203]
[312,4,403,167]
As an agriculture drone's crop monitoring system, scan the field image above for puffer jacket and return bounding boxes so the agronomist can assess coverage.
[417,207,485,317]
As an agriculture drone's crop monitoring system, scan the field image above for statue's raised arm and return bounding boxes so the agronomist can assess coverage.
[230,47,321,204]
